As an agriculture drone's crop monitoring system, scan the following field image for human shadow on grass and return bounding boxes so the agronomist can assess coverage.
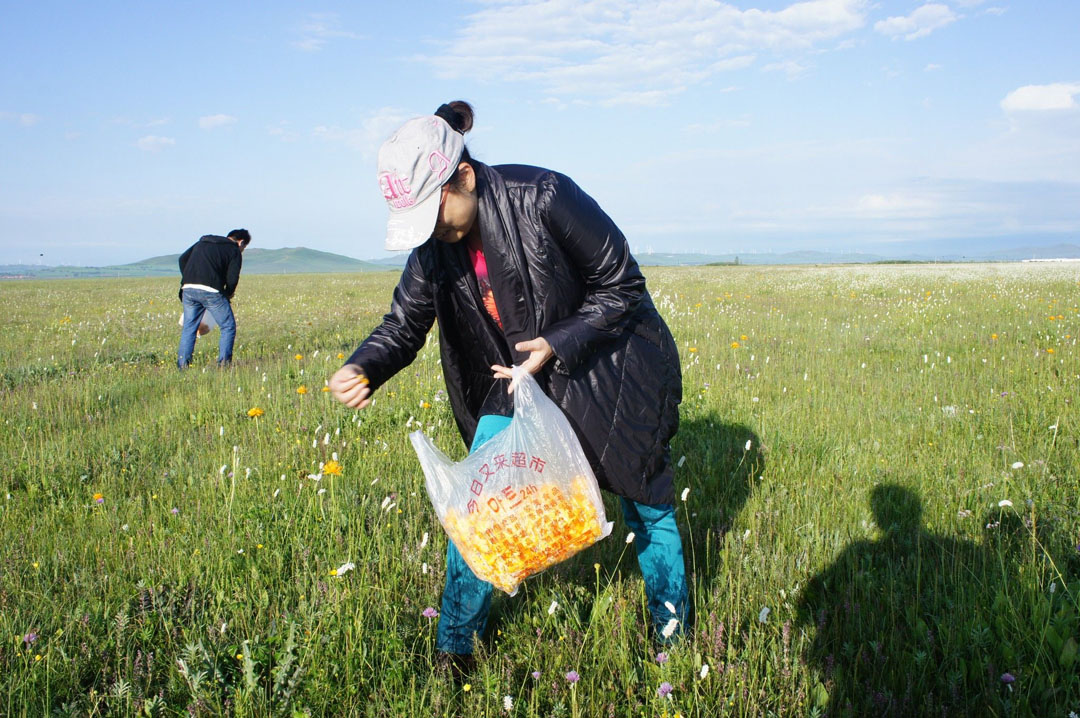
[796,485,1023,717]
[482,415,762,650]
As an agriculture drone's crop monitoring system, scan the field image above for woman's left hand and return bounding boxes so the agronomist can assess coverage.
[492,337,554,389]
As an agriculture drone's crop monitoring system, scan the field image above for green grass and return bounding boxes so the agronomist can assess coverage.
[0,264,1077,717]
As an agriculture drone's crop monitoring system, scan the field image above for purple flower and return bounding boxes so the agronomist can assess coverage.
[531,670,541,680]
[658,682,674,698]
[170,507,180,515]
[22,632,37,645]
[1001,673,1016,684]
[656,651,669,664]
[422,607,438,618]
[565,670,580,684]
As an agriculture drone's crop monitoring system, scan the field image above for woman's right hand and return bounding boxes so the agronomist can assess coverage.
[329,364,372,409]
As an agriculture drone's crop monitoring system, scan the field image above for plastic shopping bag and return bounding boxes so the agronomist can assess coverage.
[410,367,613,595]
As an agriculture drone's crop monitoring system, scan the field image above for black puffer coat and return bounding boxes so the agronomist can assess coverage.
[346,163,682,505]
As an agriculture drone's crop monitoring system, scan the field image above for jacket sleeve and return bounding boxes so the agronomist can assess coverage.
[223,250,242,298]
[536,172,646,374]
[344,250,437,392]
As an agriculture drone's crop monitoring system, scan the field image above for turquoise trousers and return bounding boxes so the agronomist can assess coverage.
[436,414,689,654]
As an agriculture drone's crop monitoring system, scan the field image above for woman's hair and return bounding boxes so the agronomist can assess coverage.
[228,228,251,247]
[434,100,475,191]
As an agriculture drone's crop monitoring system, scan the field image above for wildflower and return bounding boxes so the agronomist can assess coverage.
[1010,462,1024,470]
[503,696,514,711]
[531,670,541,679]
[731,341,740,349]
[565,670,580,684]
[462,683,472,692]
[699,663,710,679]
[247,407,264,418]
[294,354,303,360]
[236,653,243,660]
[23,632,37,646]
[745,439,752,451]
[297,385,308,395]
[34,654,42,662]
[665,601,677,614]
[658,682,674,698]
[1046,348,1055,354]
[688,347,697,353]
[92,493,104,504]
[548,600,559,615]
[171,507,179,515]
[625,532,636,544]
[1001,672,1015,684]
[661,618,679,638]
[656,651,669,664]
[422,607,438,618]
[321,386,330,392]
[758,606,770,623]
[323,460,343,476]
[419,532,429,550]
[680,487,690,502]
[740,334,747,341]
[998,499,1013,507]
[991,334,998,340]
[333,562,355,577]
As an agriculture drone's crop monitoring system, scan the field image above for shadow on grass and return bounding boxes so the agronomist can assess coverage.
[796,484,1027,716]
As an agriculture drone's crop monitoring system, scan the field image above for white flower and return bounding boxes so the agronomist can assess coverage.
[677,455,686,468]
[219,465,227,475]
[680,487,690,502]
[743,529,751,540]
[272,488,281,498]
[665,601,677,614]
[419,532,429,550]
[380,496,392,510]
[699,663,709,679]
[503,696,513,711]
[625,532,636,544]
[744,439,752,451]
[317,488,327,495]
[335,562,355,577]
[998,499,1013,507]
[661,618,679,638]
[1011,461,1024,470]
[1049,424,1058,431]
[548,600,559,615]
[758,606,770,623]
[422,562,428,574]
[1050,582,1057,594]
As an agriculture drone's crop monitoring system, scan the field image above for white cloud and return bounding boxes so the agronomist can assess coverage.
[199,114,237,130]
[763,60,810,80]
[874,3,957,40]
[924,63,942,72]
[136,135,176,152]
[428,0,868,104]
[292,13,357,52]
[0,112,40,126]
[1001,83,1080,112]
[312,107,412,156]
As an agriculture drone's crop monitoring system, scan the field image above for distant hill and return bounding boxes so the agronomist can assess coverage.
[3,242,1078,279]
[0,247,388,279]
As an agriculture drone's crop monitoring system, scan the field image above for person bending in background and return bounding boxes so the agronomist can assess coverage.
[329,101,688,669]
[176,228,250,368]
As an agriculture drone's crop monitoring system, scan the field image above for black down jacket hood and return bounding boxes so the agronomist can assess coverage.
[346,163,682,505]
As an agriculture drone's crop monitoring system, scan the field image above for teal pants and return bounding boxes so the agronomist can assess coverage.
[436,414,689,654]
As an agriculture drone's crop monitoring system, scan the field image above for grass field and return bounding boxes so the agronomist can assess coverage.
[1,263,1077,717]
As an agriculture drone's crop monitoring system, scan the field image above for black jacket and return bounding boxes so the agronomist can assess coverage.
[178,235,243,299]
[346,163,682,505]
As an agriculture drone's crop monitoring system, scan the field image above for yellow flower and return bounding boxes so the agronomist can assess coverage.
[991,333,998,340]
[421,401,431,409]
[323,460,343,476]
[247,407,264,418]
[337,352,345,359]
[463,684,472,692]
[35,654,42,662]
[688,347,697,353]
[1046,348,1055,354]
[297,385,308,395]
[731,341,740,349]
[294,354,303,360]
[236,653,243,660]
[740,334,748,341]
[321,386,330,392]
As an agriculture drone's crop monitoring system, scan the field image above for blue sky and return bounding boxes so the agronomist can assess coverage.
[2,0,1078,265]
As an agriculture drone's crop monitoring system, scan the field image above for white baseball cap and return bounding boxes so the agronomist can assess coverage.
[377,115,465,251]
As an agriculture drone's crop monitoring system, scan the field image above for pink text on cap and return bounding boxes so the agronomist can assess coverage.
[428,150,453,181]
[379,172,414,209]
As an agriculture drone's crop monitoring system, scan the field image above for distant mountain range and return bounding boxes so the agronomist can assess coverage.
[2,243,1078,279]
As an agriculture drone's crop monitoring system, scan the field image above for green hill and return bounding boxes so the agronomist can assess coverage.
[0,247,387,279]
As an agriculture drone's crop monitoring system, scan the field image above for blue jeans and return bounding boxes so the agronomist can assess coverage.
[177,288,236,368]
[436,414,689,654]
